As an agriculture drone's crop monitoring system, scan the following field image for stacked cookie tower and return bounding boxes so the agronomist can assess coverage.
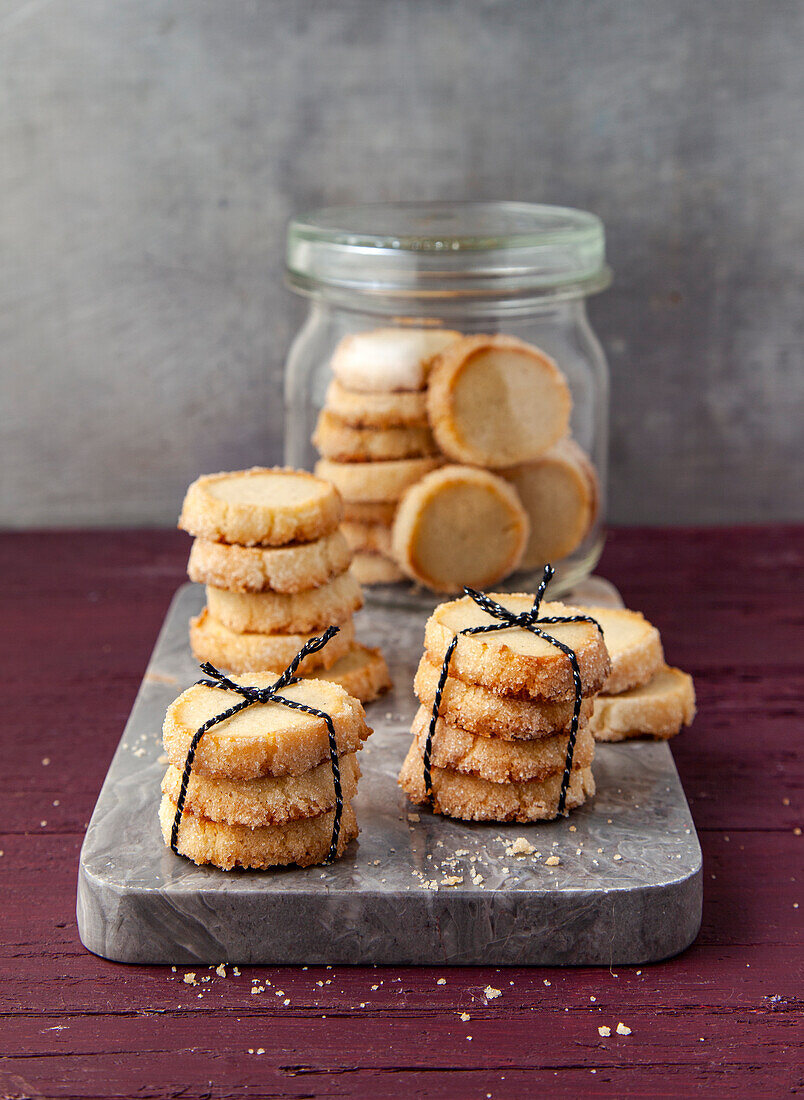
[585,607,696,742]
[398,592,612,821]
[313,327,457,585]
[159,669,372,869]
[180,467,390,704]
[312,327,600,593]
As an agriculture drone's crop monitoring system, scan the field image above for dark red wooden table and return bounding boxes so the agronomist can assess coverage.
[1,526,802,1098]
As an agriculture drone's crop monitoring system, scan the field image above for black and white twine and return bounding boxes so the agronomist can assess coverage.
[170,625,344,864]
[423,564,603,815]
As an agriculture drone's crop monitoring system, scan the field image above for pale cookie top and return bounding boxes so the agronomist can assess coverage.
[179,467,343,547]
[583,606,665,695]
[330,328,461,392]
[163,673,370,779]
[427,334,571,467]
[424,594,611,700]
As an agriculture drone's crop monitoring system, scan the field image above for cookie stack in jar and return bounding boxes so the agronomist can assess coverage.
[179,467,390,704]
[311,327,600,594]
[313,328,456,585]
[398,586,612,822]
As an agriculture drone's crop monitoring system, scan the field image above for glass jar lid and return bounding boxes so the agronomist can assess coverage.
[286,201,610,303]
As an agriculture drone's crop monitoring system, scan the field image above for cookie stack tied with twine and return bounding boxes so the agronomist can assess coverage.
[159,629,372,870]
[180,467,390,704]
[585,607,697,742]
[313,328,457,585]
[399,566,612,822]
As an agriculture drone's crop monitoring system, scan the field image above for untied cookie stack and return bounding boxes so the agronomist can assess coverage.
[398,592,612,821]
[313,328,456,585]
[584,607,697,742]
[179,467,390,703]
[159,669,372,869]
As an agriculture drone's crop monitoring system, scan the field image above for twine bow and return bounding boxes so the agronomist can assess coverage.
[423,565,603,815]
[171,625,345,864]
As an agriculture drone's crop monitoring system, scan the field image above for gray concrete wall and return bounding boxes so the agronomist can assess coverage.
[1,0,801,527]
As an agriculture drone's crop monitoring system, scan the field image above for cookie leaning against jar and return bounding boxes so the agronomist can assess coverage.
[179,466,390,703]
[426,334,572,467]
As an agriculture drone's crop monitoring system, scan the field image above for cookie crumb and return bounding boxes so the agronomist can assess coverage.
[506,837,535,857]
[613,854,623,862]
[616,1022,632,1036]
[183,972,197,986]
[460,1012,470,1021]
[543,979,551,987]
[484,986,502,1000]
[598,1025,611,1037]
[215,964,226,978]
[408,813,420,823]
[41,757,50,766]
[441,875,463,886]
[437,978,446,985]
[545,856,560,867]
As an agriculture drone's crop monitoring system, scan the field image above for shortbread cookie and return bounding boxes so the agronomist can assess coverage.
[179,467,342,547]
[399,743,594,822]
[391,466,529,592]
[427,334,571,467]
[343,500,398,525]
[331,328,461,392]
[161,753,361,827]
[591,666,696,742]
[350,552,405,586]
[313,410,438,462]
[500,439,599,568]
[190,608,355,674]
[163,672,370,780]
[414,654,595,739]
[315,456,442,503]
[161,795,358,870]
[325,379,429,429]
[411,707,594,783]
[584,607,665,695]
[187,531,352,594]
[205,570,363,635]
[313,643,392,704]
[424,594,610,700]
[340,520,393,557]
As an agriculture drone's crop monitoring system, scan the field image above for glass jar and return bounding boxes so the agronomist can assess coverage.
[284,201,610,601]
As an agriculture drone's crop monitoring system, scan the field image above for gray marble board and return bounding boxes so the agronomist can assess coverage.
[77,582,702,966]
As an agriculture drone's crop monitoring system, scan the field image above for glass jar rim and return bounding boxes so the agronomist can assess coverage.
[286,201,610,302]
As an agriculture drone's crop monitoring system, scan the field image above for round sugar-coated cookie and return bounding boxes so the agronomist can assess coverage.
[161,753,361,827]
[350,552,405,586]
[398,742,594,822]
[343,500,398,525]
[331,328,461,392]
[411,706,594,784]
[583,606,665,694]
[325,379,429,428]
[414,654,595,739]
[190,607,355,675]
[500,439,599,569]
[311,643,392,704]
[179,467,343,547]
[424,594,611,701]
[313,409,438,462]
[427,334,571,467]
[187,531,352,594]
[205,570,363,635]
[160,795,359,870]
[391,465,528,593]
[315,455,442,503]
[591,666,696,742]
[340,520,393,557]
[163,671,370,780]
